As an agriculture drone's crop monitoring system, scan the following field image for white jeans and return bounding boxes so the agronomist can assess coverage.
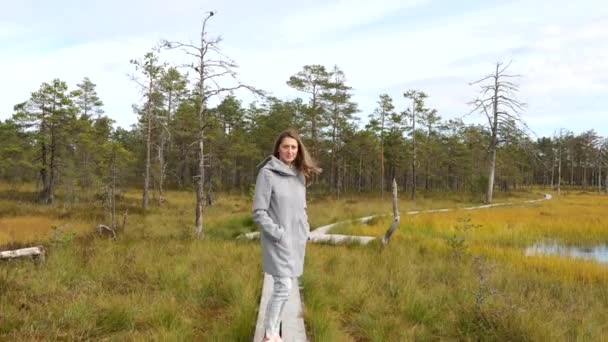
[264,276,292,336]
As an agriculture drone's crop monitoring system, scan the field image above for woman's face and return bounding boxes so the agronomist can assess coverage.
[278,137,298,165]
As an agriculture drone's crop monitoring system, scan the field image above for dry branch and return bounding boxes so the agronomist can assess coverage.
[96,224,116,240]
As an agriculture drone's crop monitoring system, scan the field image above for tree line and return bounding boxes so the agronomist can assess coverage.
[2,70,606,196]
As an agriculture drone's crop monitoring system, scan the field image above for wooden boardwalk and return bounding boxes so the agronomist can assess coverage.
[253,273,307,342]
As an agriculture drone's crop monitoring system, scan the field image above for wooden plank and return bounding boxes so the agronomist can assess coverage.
[253,273,274,342]
[253,273,308,342]
[280,276,307,342]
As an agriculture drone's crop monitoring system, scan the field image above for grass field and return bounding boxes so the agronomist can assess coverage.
[1,184,606,340]
[310,191,608,340]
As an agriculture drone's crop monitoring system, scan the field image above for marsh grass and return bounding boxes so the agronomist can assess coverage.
[0,237,263,340]
[305,191,608,340]
[1,184,606,340]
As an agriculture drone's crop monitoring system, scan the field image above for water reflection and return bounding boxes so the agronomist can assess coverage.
[525,243,608,264]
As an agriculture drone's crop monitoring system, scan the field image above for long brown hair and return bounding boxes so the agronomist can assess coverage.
[273,129,322,182]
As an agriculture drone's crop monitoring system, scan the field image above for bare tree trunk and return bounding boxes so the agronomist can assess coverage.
[557,147,562,196]
[42,123,57,204]
[111,153,117,230]
[158,91,172,206]
[195,48,206,237]
[195,134,205,237]
[193,14,211,238]
[337,125,342,198]
[158,138,166,206]
[380,114,385,199]
[338,157,344,199]
[485,65,502,204]
[598,157,602,193]
[570,154,574,185]
[358,153,362,193]
[40,119,57,204]
[142,83,153,209]
[39,141,48,198]
[425,144,430,191]
[381,178,400,246]
[424,117,436,191]
[583,166,587,188]
[206,148,214,206]
[330,113,336,194]
[487,147,496,203]
[411,98,417,201]
[551,155,555,189]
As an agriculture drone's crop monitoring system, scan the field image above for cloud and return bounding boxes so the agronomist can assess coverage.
[0,36,156,128]
[0,0,607,139]
[279,0,430,39]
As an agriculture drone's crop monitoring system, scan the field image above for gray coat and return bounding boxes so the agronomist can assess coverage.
[252,156,310,277]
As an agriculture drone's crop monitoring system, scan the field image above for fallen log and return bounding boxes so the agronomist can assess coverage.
[0,246,46,262]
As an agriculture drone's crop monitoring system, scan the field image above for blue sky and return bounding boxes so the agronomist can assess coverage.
[1,0,607,138]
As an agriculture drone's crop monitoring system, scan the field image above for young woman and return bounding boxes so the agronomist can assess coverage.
[252,129,321,342]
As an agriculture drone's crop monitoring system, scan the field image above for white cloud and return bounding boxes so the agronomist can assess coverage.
[279,0,430,39]
[0,36,155,127]
[0,22,27,38]
[0,0,607,139]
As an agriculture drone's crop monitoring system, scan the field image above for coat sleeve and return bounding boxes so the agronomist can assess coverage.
[252,169,284,242]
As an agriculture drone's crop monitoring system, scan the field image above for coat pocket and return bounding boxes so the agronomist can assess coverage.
[296,217,310,242]
[274,234,292,263]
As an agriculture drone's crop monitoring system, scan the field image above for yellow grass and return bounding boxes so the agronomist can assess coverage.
[0,216,55,244]
[332,192,608,244]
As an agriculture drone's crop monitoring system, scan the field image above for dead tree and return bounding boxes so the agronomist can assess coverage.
[381,178,400,246]
[162,11,262,238]
[469,61,528,203]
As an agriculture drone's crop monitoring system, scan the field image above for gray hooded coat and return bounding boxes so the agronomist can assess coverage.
[252,156,310,277]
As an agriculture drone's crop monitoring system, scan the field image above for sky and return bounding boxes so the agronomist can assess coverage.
[0,0,606,138]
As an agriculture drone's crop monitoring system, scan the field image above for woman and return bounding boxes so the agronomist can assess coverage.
[252,129,321,342]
